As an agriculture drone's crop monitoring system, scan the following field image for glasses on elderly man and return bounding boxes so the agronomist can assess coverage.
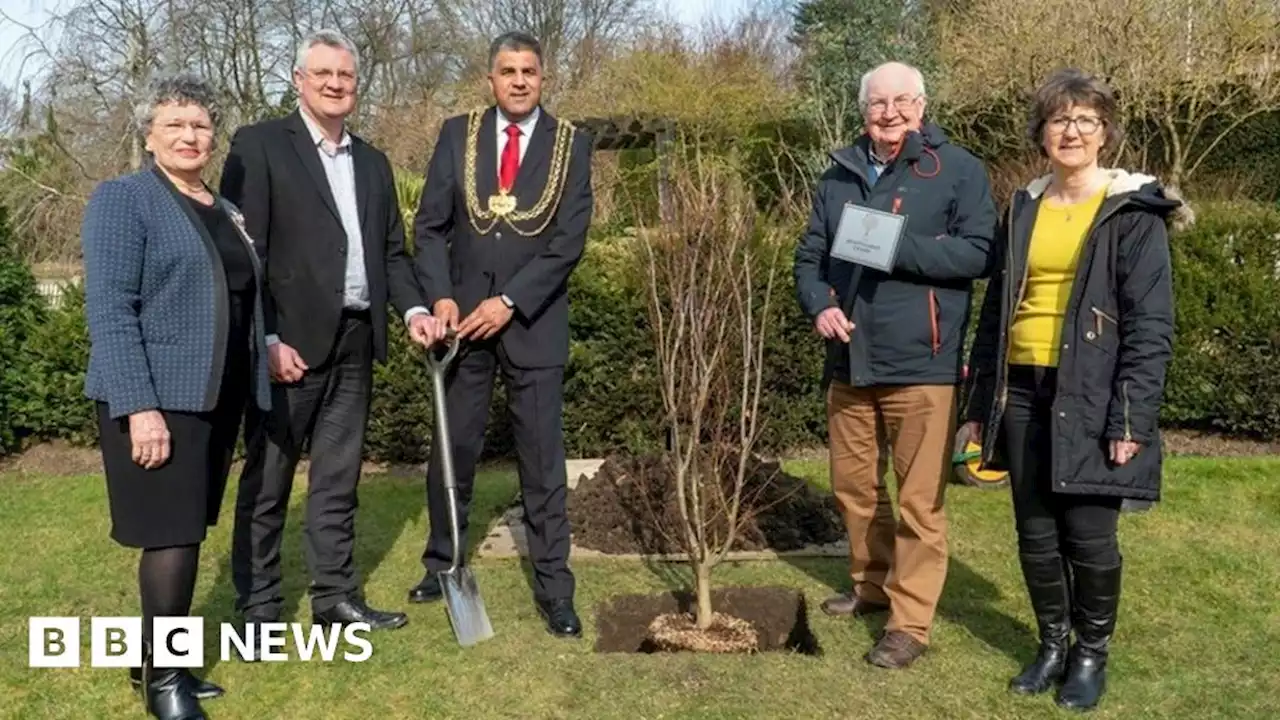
[1047,115,1103,135]
[865,94,921,115]
[305,68,357,85]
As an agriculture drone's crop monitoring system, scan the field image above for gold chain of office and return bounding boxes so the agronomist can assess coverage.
[463,109,576,236]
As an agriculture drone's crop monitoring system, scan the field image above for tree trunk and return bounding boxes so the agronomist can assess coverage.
[694,562,713,630]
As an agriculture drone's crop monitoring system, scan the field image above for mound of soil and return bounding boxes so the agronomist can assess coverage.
[567,453,844,555]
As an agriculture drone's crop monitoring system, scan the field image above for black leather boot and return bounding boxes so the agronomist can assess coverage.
[146,668,207,720]
[1057,560,1122,712]
[138,640,208,720]
[130,639,224,699]
[1009,553,1071,694]
[131,667,224,700]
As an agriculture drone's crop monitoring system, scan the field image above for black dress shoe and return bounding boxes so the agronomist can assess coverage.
[536,598,582,638]
[313,597,408,630]
[130,667,224,699]
[408,573,443,603]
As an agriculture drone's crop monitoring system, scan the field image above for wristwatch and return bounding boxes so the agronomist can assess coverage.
[500,294,514,309]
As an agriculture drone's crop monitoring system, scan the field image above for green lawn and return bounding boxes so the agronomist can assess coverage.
[2,456,1278,719]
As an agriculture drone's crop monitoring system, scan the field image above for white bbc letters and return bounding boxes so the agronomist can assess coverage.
[91,617,142,668]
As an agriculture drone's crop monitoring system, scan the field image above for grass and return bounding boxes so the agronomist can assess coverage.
[1,456,1278,719]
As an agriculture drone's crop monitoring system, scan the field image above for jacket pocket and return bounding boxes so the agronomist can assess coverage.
[1083,306,1119,352]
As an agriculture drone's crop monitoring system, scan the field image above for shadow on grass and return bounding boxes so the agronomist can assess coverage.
[192,462,516,679]
[777,552,1034,663]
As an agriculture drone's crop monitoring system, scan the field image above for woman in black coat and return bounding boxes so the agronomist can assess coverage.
[963,68,1182,712]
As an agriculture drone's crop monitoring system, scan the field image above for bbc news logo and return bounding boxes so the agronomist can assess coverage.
[29,617,373,667]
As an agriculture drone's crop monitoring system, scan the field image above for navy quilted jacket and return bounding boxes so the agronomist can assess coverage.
[793,124,998,389]
[82,166,272,419]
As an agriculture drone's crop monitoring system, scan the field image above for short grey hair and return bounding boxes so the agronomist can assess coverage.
[857,62,927,109]
[295,29,360,73]
[134,74,221,136]
[488,31,543,70]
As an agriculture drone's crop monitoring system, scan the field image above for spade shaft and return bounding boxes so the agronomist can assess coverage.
[424,330,494,646]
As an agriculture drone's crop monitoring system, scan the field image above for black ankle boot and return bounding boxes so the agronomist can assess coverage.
[1057,560,1122,712]
[145,668,207,720]
[1009,553,1070,694]
[131,666,224,700]
[138,640,207,720]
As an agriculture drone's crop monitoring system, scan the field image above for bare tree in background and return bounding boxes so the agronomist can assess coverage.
[937,0,1280,192]
[437,0,654,93]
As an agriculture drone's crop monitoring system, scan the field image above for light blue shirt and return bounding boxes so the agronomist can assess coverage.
[300,110,368,312]
[867,145,889,185]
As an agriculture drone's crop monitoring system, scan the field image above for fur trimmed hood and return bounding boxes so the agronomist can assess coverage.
[1023,168,1196,232]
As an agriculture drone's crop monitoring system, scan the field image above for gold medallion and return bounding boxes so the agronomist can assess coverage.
[464,109,576,236]
[489,193,516,216]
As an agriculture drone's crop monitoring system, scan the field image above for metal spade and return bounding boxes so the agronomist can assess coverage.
[424,329,494,647]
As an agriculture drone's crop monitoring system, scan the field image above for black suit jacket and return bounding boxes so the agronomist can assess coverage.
[412,106,593,368]
[219,110,426,367]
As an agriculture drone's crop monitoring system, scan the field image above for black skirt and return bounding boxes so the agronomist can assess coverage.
[99,291,254,549]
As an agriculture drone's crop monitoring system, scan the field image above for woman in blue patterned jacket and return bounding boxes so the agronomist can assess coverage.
[81,74,270,720]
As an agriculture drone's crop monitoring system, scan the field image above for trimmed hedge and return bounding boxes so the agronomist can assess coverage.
[0,206,46,454]
[6,203,1280,460]
[1161,201,1280,437]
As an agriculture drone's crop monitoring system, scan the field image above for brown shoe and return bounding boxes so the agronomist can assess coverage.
[820,592,890,617]
[866,630,928,669]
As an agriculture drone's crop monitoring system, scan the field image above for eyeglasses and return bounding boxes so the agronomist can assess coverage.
[305,68,357,85]
[1047,115,1103,135]
[156,121,213,136]
[865,94,921,115]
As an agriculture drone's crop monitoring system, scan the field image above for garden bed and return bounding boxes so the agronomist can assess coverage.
[565,453,845,557]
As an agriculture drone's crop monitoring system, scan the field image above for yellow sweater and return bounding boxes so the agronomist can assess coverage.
[1008,187,1109,367]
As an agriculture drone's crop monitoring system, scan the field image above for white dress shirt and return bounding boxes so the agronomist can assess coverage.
[266,111,427,347]
[496,106,540,171]
[299,109,369,312]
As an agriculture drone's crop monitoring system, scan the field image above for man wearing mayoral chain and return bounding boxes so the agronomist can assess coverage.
[406,31,594,638]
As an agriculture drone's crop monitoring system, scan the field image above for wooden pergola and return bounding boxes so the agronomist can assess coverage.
[569,115,677,222]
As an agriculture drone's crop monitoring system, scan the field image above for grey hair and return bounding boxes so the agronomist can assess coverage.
[295,29,360,73]
[858,62,927,109]
[488,31,543,70]
[133,74,221,136]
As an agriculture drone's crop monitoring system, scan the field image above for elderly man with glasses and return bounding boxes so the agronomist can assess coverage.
[793,60,998,669]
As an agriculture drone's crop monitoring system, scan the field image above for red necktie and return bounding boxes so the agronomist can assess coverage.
[499,124,521,192]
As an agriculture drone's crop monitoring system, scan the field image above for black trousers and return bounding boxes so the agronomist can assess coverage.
[421,339,574,601]
[232,311,374,617]
[1003,365,1122,566]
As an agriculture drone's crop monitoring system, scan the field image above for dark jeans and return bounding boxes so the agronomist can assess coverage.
[1003,365,1122,567]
